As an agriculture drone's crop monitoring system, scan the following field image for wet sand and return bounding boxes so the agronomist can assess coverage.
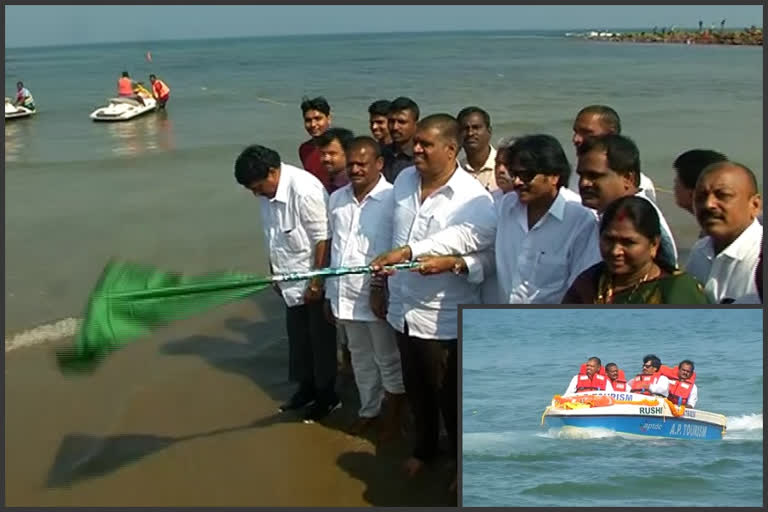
[5,294,456,507]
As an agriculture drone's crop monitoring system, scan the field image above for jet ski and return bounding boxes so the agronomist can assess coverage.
[5,98,36,120]
[541,391,726,440]
[90,95,157,122]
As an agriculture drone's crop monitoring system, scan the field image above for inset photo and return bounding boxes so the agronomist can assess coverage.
[462,307,762,507]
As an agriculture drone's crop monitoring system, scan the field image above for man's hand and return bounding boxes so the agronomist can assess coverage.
[411,255,464,276]
[370,246,412,275]
[304,277,325,303]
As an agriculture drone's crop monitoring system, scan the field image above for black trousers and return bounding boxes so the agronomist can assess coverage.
[285,301,338,403]
[396,324,458,462]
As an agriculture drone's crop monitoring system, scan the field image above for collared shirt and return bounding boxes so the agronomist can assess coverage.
[387,166,496,339]
[259,163,329,307]
[564,375,615,396]
[686,218,762,303]
[326,176,393,321]
[495,188,602,304]
[458,145,498,191]
[298,139,331,191]
[381,143,414,184]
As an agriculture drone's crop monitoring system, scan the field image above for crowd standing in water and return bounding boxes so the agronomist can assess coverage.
[564,356,699,408]
[232,95,762,493]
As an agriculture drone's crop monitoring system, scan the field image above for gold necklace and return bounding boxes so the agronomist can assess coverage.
[597,271,650,304]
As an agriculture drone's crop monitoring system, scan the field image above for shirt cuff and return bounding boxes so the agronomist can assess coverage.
[408,240,432,259]
[462,254,484,283]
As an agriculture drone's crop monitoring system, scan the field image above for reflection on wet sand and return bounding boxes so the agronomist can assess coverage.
[105,111,175,157]
[5,118,35,163]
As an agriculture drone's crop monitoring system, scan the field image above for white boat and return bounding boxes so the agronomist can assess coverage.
[5,98,36,120]
[90,96,157,122]
[541,391,727,440]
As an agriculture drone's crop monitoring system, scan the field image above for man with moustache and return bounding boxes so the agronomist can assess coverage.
[569,105,657,202]
[382,97,419,183]
[299,96,334,192]
[576,134,678,270]
[671,149,728,216]
[457,106,497,191]
[495,135,601,304]
[686,161,762,303]
[316,127,354,193]
[368,99,393,146]
[326,136,406,439]
[370,114,496,490]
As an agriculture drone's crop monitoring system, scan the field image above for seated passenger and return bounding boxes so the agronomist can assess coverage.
[564,357,613,395]
[628,354,669,397]
[605,362,628,391]
[661,359,698,408]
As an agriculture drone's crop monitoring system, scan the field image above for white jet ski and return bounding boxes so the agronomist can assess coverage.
[90,96,157,122]
[5,98,36,120]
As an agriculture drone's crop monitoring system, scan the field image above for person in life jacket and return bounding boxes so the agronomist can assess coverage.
[15,81,36,111]
[605,362,628,392]
[564,357,613,395]
[663,359,698,408]
[149,74,170,110]
[118,71,145,105]
[628,354,669,397]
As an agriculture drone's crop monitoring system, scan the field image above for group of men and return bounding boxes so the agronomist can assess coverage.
[565,355,698,408]
[233,95,760,492]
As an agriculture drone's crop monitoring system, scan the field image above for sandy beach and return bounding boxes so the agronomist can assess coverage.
[5,293,456,507]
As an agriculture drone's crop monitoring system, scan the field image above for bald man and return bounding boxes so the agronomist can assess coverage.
[569,105,657,203]
[686,161,762,303]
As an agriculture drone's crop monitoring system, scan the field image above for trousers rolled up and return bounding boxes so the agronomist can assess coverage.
[285,301,338,403]
[339,319,405,418]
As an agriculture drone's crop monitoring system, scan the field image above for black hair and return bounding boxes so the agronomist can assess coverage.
[587,356,602,367]
[418,113,460,147]
[697,160,759,195]
[578,134,641,187]
[368,99,392,117]
[388,96,420,120]
[678,359,695,371]
[504,134,571,188]
[457,106,491,129]
[605,362,618,369]
[643,354,662,370]
[577,105,621,134]
[673,149,728,189]
[300,96,331,116]
[149,74,157,80]
[234,145,281,186]
[17,81,23,87]
[346,135,382,159]
[600,196,661,239]
[122,71,130,77]
[315,127,355,151]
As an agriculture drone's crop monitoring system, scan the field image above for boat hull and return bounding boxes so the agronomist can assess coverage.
[90,97,156,122]
[543,413,724,440]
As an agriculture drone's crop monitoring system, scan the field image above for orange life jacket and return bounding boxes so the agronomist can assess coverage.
[575,373,608,392]
[659,365,697,405]
[153,79,170,98]
[628,373,661,395]
[610,369,628,392]
[118,77,134,96]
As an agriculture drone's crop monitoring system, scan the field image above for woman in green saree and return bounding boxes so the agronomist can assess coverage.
[563,196,709,304]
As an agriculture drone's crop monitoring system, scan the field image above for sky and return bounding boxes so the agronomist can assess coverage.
[4,5,764,48]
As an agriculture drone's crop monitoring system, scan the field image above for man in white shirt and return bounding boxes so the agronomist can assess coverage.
[576,134,678,270]
[563,357,614,395]
[569,104,656,202]
[234,144,339,424]
[457,106,497,191]
[370,114,496,487]
[326,136,405,438]
[496,134,601,304]
[627,355,670,397]
[686,161,762,303]
[668,360,698,408]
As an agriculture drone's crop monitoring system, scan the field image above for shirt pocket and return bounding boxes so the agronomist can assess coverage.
[280,227,308,253]
[532,252,568,289]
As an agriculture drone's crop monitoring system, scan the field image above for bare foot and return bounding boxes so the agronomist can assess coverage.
[403,456,424,478]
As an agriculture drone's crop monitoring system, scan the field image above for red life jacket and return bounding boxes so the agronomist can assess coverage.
[118,77,134,96]
[611,369,628,392]
[660,365,697,405]
[628,373,661,395]
[575,373,608,392]
[153,78,170,98]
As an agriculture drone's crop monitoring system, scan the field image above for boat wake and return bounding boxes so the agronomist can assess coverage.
[723,413,762,440]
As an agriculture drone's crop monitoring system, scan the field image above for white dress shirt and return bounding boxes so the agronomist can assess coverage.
[387,166,496,339]
[326,176,393,321]
[687,384,698,408]
[495,188,602,304]
[564,375,615,396]
[259,163,329,307]
[686,218,762,303]
[628,374,670,397]
[458,145,498,191]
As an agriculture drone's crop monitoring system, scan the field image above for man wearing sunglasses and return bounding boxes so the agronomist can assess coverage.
[628,354,670,397]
